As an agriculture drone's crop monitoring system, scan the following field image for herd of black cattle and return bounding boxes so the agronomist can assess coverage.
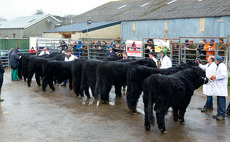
[17,52,208,134]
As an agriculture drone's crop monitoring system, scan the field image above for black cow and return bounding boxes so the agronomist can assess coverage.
[127,61,198,113]
[18,53,36,79]
[143,67,208,134]
[71,58,88,96]
[80,55,127,98]
[27,53,65,87]
[95,58,156,103]
[42,60,75,91]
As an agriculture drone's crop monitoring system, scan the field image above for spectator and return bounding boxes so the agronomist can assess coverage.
[60,41,68,51]
[122,51,129,59]
[149,51,157,66]
[187,40,196,49]
[76,40,83,57]
[210,56,228,121]
[72,42,77,53]
[106,47,115,57]
[60,50,78,87]
[8,48,14,57]
[39,48,50,56]
[184,39,189,49]
[197,56,217,112]
[196,41,205,54]
[145,39,154,53]
[107,42,113,50]
[0,59,4,101]
[121,42,126,51]
[158,49,172,69]
[203,39,207,45]
[29,47,36,53]
[204,39,215,60]
[10,48,21,81]
[218,38,228,57]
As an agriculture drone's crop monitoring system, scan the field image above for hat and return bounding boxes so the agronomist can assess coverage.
[210,39,215,44]
[185,39,189,43]
[149,51,154,56]
[216,56,223,61]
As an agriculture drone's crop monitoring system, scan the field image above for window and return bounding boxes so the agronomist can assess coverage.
[62,34,71,39]
[13,34,16,38]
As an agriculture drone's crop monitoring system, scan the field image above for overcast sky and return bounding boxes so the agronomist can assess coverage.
[0,0,115,21]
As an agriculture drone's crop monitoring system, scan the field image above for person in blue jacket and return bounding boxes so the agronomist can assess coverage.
[107,42,113,50]
[106,47,115,57]
[10,48,20,81]
[0,58,4,101]
[76,40,83,57]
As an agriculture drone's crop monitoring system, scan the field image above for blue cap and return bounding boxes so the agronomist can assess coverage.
[216,56,223,61]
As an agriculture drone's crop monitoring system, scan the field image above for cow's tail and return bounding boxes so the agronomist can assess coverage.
[147,76,155,126]
[80,69,87,97]
[95,69,101,99]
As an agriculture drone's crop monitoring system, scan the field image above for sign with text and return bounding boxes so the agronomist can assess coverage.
[126,40,142,57]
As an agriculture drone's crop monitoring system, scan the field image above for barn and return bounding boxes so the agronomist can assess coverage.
[71,0,230,40]
[0,15,61,38]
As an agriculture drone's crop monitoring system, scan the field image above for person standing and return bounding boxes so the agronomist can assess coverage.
[60,50,77,87]
[106,47,115,57]
[210,56,228,120]
[0,59,4,101]
[10,48,20,81]
[39,48,50,56]
[158,49,172,69]
[197,56,217,112]
[149,51,157,66]
[122,51,130,59]
[29,47,36,53]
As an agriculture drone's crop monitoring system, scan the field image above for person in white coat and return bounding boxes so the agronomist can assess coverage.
[210,56,228,120]
[60,50,78,87]
[39,48,50,56]
[159,49,172,69]
[197,56,217,112]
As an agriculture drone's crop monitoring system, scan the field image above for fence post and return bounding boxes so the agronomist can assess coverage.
[178,37,181,64]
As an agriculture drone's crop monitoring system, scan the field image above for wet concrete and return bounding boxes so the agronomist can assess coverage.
[0,69,230,142]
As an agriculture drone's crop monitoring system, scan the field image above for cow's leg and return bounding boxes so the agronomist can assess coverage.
[48,79,55,91]
[101,83,112,104]
[42,77,48,91]
[179,96,192,125]
[27,73,33,87]
[130,88,142,114]
[35,73,41,86]
[115,85,122,97]
[144,93,154,130]
[172,106,179,122]
[69,78,72,90]
[156,106,168,134]
[122,85,126,96]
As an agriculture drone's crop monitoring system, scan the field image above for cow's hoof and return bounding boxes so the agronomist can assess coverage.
[116,94,122,97]
[38,84,41,86]
[179,120,185,125]
[145,126,150,131]
[101,100,108,104]
[28,85,31,87]
[173,117,179,122]
[161,130,167,134]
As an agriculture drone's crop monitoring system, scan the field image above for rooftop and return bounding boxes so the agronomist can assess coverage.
[44,21,120,33]
[0,15,61,29]
[73,0,230,22]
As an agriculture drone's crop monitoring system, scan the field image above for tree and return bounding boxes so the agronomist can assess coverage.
[34,9,44,15]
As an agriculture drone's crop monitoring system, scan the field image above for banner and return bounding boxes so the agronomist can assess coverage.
[153,39,170,52]
[126,40,142,57]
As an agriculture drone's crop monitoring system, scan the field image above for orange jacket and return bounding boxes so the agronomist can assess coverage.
[203,42,215,59]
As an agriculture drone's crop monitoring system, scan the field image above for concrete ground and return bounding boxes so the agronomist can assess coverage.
[0,69,230,142]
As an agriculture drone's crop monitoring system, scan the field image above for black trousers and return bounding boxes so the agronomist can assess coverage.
[0,78,3,90]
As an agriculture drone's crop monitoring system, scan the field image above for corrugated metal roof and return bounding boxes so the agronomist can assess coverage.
[73,0,230,22]
[44,21,120,33]
[0,15,61,29]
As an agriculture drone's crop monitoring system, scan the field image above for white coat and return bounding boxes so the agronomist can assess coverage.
[65,54,78,61]
[39,51,50,56]
[199,62,217,96]
[160,55,172,69]
[213,63,228,97]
